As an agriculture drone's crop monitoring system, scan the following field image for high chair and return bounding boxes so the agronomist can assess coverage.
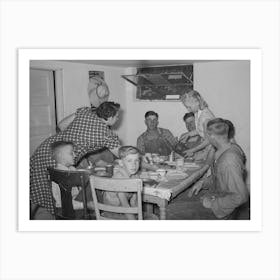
[47,167,94,220]
[90,176,143,220]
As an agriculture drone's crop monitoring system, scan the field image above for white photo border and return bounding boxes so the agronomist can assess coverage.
[18,48,262,232]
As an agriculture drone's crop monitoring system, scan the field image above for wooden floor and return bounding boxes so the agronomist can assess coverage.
[73,189,250,220]
[164,189,250,220]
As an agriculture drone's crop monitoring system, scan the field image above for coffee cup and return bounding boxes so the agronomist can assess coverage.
[105,164,114,177]
[176,158,184,170]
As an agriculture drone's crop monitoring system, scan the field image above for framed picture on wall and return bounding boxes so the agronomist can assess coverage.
[122,64,193,100]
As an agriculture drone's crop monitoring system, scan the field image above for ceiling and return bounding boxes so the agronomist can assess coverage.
[63,60,215,68]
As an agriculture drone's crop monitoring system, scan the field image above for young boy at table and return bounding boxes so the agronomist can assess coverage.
[102,146,141,220]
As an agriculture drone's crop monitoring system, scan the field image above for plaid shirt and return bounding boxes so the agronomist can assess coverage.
[30,107,120,214]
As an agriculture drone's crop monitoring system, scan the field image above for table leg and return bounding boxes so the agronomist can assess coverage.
[159,200,168,220]
[142,194,168,220]
[144,203,154,214]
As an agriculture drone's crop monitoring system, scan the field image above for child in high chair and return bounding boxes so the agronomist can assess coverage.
[103,146,141,220]
[50,141,83,209]
[51,141,76,171]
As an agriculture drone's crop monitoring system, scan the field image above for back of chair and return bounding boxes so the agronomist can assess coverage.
[90,176,143,220]
[47,167,90,219]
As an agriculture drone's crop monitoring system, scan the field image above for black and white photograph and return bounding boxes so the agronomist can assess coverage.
[1,1,280,280]
[18,48,261,231]
[29,58,251,222]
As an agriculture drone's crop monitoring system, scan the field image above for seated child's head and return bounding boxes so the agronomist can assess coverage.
[118,146,140,176]
[50,141,75,167]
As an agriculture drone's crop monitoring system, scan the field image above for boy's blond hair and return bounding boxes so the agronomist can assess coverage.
[50,140,74,162]
[118,146,140,159]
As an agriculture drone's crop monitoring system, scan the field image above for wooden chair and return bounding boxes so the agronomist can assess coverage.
[90,176,143,220]
[47,167,94,220]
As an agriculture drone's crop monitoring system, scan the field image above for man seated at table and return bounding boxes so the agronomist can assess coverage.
[188,118,249,219]
[137,111,178,157]
[179,112,207,160]
[179,112,202,149]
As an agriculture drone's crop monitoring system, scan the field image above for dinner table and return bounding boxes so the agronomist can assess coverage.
[87,158,210,220]
[140,160,210,220]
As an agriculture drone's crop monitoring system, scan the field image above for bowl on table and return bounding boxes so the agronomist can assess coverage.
[159,155,168,162]
[156,168,167,179]
[148,171,160,181]
[92,167,109,177]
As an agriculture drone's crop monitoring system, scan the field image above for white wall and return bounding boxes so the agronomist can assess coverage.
[125,68,188,144]
[125,61,250,181]
[194,61,250,181]
[30,60,128,143]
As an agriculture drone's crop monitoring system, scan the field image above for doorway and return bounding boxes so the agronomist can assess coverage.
[30,68,57,156]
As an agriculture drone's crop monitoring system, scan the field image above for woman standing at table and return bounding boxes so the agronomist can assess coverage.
[30,101,121,219]
[57,77,116,167]
[180,90,215,158]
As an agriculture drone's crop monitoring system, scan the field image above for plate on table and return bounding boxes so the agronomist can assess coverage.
[92,167,110,177]
[165,161,176,167]
[95,171,109,177]
[183,162,200,169]
[166,170,188,180]
[94,167,106,171]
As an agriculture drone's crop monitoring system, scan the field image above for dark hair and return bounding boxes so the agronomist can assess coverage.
[207,118,229,137]
[183,112,195,121]
[50,141,74,160]
[145,111,158,119]
[224,119,235,139]
[118,146,140,159]
[96,101,120,120]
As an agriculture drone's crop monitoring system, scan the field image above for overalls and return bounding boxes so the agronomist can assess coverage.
[143,130,172,156]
